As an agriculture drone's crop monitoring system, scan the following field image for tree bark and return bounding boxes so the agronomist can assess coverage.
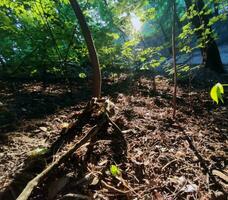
[213,2,219,16]
[184,0,224,73]
[172,1,177,119]
[69,0,101,97]
[0,55,6,68]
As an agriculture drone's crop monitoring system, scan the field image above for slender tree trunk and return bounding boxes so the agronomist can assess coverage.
[184,0,224,73]
[0,55,6,68]
[213,2,219,16]
[172,0,177,119]
[69,0,101,97]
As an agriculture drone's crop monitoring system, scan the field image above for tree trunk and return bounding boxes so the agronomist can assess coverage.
[0,55,6,68]
[172,1,177,119]
[213,2,219,16]
[69,0,101,97]
[184,0,224,73]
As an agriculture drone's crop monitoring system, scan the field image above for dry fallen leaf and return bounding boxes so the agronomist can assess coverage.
[39,126,47,132]
[180,183,198,193]
[175,150,185,158]
[169,176,186,186]
[90,176,99,186]
[61,122,69,129]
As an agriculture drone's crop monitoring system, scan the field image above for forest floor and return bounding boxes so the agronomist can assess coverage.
[0,74,227,200]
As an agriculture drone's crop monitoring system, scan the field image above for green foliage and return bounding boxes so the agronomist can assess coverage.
[28,147,49,158]
[0,0,227,80]
[210,83,225,104]
[110,165,121,177]
[79,72,86,79]
[179,0,227,54]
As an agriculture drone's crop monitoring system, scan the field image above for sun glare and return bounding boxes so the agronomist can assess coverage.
[130,13,142,32]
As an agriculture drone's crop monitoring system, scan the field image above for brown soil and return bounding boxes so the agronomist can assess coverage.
[0,75,227,200]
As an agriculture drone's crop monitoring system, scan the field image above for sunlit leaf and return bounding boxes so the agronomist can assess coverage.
[110,165,121,176]
[28,147,49,158]
[79,73,87,79]
[210,83,224,104]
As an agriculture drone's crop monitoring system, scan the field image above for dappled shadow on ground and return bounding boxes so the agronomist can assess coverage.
[1,69,226,134]
[103,70,228,118]
[1,70,227,136]
[0,80,90,134]
[0,72,148,134]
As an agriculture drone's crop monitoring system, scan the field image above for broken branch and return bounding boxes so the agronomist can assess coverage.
[17,118,106,200]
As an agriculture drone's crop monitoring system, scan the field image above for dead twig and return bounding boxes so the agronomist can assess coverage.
[106,114,122,134]
[59,193,91,200]
[162,159,178,171]
[47,101,94,157]
[101,180,130,194]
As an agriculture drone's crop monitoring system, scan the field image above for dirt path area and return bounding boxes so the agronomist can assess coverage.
[0,75,227,200]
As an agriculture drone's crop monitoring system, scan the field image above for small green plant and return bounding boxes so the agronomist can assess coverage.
[110,164,121,177]
[210,83,228,104]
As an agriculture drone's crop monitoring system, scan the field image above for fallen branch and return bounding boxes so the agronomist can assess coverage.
[212,170,228,183]
[46,101,95,157]
[60,193,91,200]
[106,113,122,134]
[101,180,130,194]
[17,118,106,200]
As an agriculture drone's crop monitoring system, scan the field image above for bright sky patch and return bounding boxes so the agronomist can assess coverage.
[130,13,142,32]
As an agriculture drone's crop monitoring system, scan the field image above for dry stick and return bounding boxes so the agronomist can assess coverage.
[115,176,140,198]
[47,101,94,157]
[106,114,122,134]
[101,180,130,194]
[60,193,91,200]
[162,159,178,171]
[17,118,106,200]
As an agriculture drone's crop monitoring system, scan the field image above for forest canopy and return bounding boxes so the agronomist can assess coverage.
[0,0,227,81]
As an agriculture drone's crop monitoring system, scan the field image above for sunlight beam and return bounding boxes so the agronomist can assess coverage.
[130,13,142,32]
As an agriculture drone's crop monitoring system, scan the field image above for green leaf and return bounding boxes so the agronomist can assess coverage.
[79,73,86,79]
[210,83,224,104]
[110,165,121,176]
[28,147,49,158]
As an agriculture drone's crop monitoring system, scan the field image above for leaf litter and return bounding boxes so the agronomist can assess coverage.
[0,75,227,199]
